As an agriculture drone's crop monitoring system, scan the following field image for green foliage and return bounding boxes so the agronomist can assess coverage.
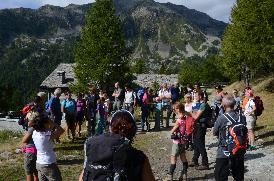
[221,0,274,80]
[179,55,228,85]
[74,0,131,89]
[131,58,148,74]
[0,130,22,143]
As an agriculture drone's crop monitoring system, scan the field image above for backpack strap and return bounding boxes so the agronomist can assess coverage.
[223,113,236,124]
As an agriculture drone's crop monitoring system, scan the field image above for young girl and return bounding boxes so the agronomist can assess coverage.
[27,111,64,181]
[166,102,188,181]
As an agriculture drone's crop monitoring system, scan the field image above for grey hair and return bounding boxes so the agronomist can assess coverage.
[37,92,47,98]
[54,88,62,96]
[222,94,236,108]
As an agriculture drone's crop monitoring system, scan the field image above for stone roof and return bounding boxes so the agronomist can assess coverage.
[40,63,77,89]
[40,63,179,89]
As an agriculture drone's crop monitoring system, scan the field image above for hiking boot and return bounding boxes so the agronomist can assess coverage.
[163,173,173,181]
[188,162,198,167]
[179,173,187,181]
[196,165,209,170]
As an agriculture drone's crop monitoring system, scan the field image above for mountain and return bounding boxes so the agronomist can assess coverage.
[0,0,227,110]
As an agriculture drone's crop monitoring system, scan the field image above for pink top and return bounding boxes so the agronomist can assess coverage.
[142,92,149,105]
[172,117,186,144]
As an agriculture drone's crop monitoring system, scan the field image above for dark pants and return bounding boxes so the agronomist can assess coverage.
[141,105,149,130]
[214,156,244,181]
[87,108,96,137]
[192,125,208,165]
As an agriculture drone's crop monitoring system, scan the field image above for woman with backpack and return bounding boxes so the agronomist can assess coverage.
[79,110,155,181]
[244,90,257,150]
[166,102,188,181]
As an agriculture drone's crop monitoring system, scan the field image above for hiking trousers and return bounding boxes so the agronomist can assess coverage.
[214,156,244,181]
[192,126,208,166]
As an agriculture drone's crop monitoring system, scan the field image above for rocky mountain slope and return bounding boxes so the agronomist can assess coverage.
[0,0,226,70]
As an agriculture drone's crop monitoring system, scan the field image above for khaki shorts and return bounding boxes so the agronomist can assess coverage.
[171,143,185,156]
[36,163,62,181]
[246,115,256,129]
[24,152,37,175]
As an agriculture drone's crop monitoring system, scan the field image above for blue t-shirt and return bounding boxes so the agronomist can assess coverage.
[62,99,76,113]
[192,102,201,112]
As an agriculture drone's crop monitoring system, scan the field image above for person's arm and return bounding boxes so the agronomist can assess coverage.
[78,169,84,181]
[141,156,155,181]
[21,132,32,148]
[213,116,221,136]
[191,103,205,120]
[170,121,179,134]
[50,121,64,139]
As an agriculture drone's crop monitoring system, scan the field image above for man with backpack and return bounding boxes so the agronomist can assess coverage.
[213,94,247,181]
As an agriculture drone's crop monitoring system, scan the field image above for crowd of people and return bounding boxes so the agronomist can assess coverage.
[18,81,263,181]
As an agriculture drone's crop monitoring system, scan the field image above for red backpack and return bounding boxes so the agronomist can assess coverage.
[254,96,264,116]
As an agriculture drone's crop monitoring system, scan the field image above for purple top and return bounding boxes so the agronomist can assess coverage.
[76,99,86,112]
[97,104,105,118]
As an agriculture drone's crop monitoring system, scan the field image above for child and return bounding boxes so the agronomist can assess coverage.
[27,111,64,181]
[76,93,86,137]
[166,102,188,181]
[96,97,105,135]
[103,93,111,124]
[184,94,195,151]
[21,125,38,181]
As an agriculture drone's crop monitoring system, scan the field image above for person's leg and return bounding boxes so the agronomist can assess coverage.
[214,158,230,181]
[199,128,209,166]
[154,105,161,130]
[231,155,245,181]
[141,106,146,131]
[165,105,172,128]
[117,101,121,110]
[191,129,200,166]
[179,150,188,180]
[168,144,179,180]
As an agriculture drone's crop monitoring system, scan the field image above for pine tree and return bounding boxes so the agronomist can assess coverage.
[74,0,130,89]
[222,0,274,80]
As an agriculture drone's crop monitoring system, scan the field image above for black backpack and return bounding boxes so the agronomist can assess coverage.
[222,113,248,157]
[83,133,144,181]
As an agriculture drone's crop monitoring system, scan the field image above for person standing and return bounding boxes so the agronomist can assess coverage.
[76,93,86,137]
[157,83,172,128]
[49,88,62,127]
[112,82,124,112]
[244,90,257,150]
[62,91,77,141]
[86,86,100,137]
[166,102,188,181]
[189,93,210,170]
[27,111,64,181]
[123,85,137,115]
[141,87,152,131]
[213,95,246,181]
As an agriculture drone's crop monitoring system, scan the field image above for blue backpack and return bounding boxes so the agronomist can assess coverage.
[45,97,53,113]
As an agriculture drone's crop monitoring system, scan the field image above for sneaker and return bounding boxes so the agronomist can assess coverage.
[196,165,209,170]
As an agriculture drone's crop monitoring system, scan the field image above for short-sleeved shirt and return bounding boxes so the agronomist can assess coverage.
[244,99,255,115]
[26,127,35,148]
[62,99,76,113]
[76,99,86,112]
[32,130,56,164]
[124,91,136,104]
[185,103,192,113]
[199,102,212,119]
[172,117,186,144]
[158,89,171,104]
[192,102,201,112]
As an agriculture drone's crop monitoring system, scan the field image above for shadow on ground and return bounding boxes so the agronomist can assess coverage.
[244,153,265,161]
[58,158,84,165]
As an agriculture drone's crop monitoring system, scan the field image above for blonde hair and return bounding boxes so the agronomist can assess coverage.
[54,88,62,96]
[26,111,40,123]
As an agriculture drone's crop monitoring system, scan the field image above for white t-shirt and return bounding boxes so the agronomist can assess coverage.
[32,130,56,164]
[185,103,193,113]
[158,89,171,103]
[124,91,136,104]
[244,99,255,115]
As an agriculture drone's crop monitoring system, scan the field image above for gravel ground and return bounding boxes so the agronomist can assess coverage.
[135,126,274,181]
[0,118,22,132]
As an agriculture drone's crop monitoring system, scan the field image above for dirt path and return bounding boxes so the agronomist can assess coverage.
[134,127,274,181]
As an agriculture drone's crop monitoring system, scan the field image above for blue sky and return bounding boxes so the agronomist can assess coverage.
[0,0,236,22]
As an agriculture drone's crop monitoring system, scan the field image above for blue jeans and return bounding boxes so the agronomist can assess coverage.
[96,117,105,135]
[155,103,172,128]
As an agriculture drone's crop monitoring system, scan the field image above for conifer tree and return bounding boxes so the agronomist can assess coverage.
[222,0,274,80]
[74,0,130,88]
